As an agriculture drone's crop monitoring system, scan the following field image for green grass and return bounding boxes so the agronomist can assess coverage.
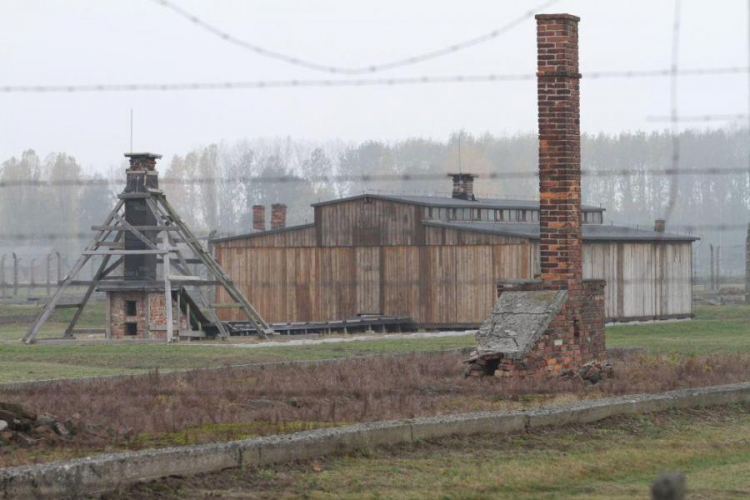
[607,305,750,356]
[0,302,748,383]
[115,405,750,499]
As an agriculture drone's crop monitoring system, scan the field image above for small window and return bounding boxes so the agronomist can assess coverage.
[494,210,501,221]
[532,210,540,222]
[125,300,137,316]
[125,322,138,336]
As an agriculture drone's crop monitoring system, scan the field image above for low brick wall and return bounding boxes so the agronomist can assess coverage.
[2,382,750,499]
[494,279,606,376]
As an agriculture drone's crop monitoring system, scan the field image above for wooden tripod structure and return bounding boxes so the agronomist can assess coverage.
[23,164,274,344]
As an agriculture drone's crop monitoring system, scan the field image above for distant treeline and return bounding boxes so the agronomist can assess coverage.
[1,128,747,275]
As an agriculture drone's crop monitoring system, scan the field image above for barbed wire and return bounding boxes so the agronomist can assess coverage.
[0,222,745,243]
[151,0,560,75]
[646,113,749,122]
[0,166,747,189]
[1,66,747,94]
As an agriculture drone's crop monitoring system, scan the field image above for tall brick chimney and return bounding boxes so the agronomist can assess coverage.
[270,203,287,230]
[252,205,266,231]
[447,173,478,201]
[536,13,582,292]
[123,152,161,280]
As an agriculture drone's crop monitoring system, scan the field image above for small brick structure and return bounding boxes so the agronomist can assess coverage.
[447,173,478,201]
[466,13,606,377]
[270,204,287,230]
[107,291,189,340]
[252,205,266,232]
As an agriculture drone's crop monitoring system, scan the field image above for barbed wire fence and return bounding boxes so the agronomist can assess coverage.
[0,0,748,302]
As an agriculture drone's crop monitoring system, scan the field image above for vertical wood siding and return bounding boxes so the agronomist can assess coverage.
[215,244,533,325]
[581,242,693,320]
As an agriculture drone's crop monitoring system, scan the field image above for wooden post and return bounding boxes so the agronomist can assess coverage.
[163,239,174,343]
[23,199,124,344]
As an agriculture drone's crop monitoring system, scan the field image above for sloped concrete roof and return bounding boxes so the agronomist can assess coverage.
[474,289,568,361]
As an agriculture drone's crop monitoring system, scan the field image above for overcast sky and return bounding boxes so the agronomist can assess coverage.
[1,0,747,174]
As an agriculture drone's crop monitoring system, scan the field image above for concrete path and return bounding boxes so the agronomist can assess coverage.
[188,330,477,349]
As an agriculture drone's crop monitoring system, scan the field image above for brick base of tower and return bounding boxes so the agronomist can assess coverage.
[106,291,188,340]
[492,280,606,377]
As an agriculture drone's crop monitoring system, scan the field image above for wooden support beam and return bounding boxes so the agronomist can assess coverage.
[82,250,169,255]
[91,225,180,231]
[154,193,274,337]
[157,258,202,264]
[65,232,124,337]
[24,199,125,344]
[146,195,231,339]
[94,241,125,249]
[163,239,174,343]
[117,193,153,199]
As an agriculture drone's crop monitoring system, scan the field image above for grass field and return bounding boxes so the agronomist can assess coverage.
[0,302,748,383]
[110,404,750,499]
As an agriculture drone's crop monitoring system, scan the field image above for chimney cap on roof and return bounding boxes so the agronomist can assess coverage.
[448,173,478,201]
[124,152,162,160]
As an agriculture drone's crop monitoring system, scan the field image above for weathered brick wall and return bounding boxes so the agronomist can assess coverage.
[252,205,266,231]
[536,13,583,292]
[488,14,605,378]
[108,292,149,339]
[494,279,606,377]
[108,291,183,340]
[270,204,287,230]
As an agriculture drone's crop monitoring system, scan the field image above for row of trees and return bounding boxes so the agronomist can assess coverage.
[1,128,748,274]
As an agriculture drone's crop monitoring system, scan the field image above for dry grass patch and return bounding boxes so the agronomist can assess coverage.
[1,350,749,467]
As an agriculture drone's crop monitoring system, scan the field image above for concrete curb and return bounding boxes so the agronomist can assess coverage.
[2,381,750,498]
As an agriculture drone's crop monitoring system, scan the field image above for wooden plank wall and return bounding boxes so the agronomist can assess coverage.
[424,226,527,245]
[215,244,534,325]
[315,198,425,246]
[579,242,693,320]
[215,226,316,248]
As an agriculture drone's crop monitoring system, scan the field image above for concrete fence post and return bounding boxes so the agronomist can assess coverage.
[56,251,63,282]
[12,252,19,297]
[709,244,715,291]
[0,254,5,298]
[30,258,37,289]
[47,253,53,296]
